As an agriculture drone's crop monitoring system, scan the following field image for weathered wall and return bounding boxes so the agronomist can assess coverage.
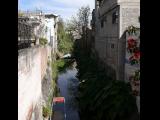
[117,33,126,81]
[98,0,117,16]
[93,0,140,114]
[41,47,48,79]
[94,0,140,81]
[119,1,140,37]
[118,0,140,3]
[95,38,106,60]
[18,46,52,120]
[94,1,119,78]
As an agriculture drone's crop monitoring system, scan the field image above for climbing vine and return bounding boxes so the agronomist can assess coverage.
[126,25,139,35]
[129,70,140,96]
[126,25,140,97]
[126,30,140,65]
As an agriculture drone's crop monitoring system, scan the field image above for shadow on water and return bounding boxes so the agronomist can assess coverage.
[57,61,80,120]
[66,77,79,110]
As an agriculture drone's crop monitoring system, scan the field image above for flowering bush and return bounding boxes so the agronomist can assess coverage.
[127,38,137,53]
[127,37,140,65]
[134,70,140,80]
[129,70,140,96]
[132,90,139,96]
[129,70,140,81]
[126,25,140,96]
[129,51,140,65]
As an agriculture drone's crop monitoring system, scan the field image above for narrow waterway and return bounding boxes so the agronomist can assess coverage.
[56,62,80,120]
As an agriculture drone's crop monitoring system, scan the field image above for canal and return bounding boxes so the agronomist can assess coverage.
[53,61,80,120]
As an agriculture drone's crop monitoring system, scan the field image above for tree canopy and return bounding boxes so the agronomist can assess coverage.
[57,17,74,54]
[66,5,91,38]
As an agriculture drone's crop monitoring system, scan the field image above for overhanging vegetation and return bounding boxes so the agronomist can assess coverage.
[73,42,139,120]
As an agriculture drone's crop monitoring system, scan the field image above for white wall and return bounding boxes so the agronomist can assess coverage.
[118,0,140,3]
[18,46,50,120]
[44,17,58,52]
[45,18,54,43]
[18,47,42,120]
[119,0,140,37]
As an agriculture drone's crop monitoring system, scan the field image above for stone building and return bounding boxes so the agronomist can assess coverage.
[91,0,140,113]
[92,0,140,80]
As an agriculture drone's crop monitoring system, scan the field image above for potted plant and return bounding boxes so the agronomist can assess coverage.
[43,105,51,120]
[127,25,138,35]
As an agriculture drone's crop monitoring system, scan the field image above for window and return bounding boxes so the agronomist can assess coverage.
[112,11,118,24]
[104,16,107,22]
[101,19,104,28]
[101,16,106,28]
[111,44,114,49]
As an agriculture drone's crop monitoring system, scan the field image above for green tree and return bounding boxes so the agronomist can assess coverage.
[57,17,74,54]
[66,5,90,38]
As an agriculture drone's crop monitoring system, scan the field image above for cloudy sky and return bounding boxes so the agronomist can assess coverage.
[18,0,95,21]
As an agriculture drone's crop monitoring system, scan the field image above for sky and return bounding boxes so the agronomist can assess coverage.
[18,0,95,21]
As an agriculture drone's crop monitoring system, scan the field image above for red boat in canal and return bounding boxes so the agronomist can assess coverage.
[52,97,66,120]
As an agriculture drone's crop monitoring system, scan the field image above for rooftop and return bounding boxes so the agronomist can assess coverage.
[45,14,58,18]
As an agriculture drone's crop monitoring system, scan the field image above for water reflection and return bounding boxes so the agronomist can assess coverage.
[57,66,80,120]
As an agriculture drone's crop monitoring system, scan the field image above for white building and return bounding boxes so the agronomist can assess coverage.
[44,14,58,53]
[19,10,59,53]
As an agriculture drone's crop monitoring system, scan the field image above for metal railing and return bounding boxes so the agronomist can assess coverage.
[18,17,37,50]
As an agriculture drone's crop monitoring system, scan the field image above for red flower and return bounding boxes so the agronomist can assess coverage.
[127,38,137,49]
[129,53,140,65]
[127,38,135,43]
[129,56,134,61]
[134,51,140,59]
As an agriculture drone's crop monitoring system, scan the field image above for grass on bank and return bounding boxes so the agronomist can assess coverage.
[39,38,48,46]
[52,59,75,76]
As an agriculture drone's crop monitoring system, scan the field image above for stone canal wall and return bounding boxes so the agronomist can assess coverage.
[18,46,53,120]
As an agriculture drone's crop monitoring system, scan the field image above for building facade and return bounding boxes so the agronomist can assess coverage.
[44,14,58,53]
[91,0,140,113]
[18,10,58,53]
[93,0,140,80]
[18,11,45,49]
